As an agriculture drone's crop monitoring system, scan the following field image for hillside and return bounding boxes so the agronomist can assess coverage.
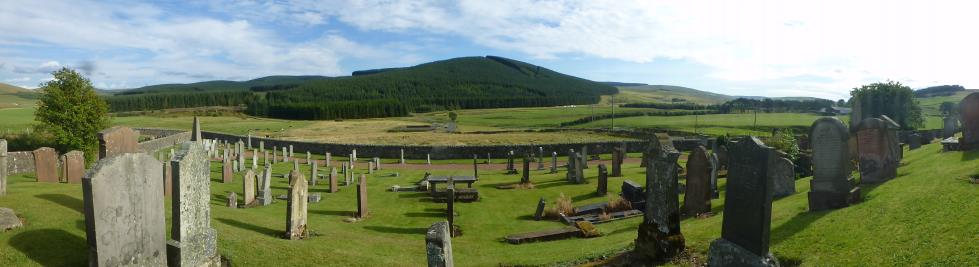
[608,85,733,105]
[105,56,618,120]
[0,83,37,108]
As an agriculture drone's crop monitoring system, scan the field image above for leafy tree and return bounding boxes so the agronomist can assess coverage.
[836,99,847,107]
[850,81,923,130]
[768,129,800,160]
[35,68,109,162]
[448,111,458,122]
[939,101,957,117]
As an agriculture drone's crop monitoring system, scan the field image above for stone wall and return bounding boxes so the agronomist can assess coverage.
[7,151,35,175]
[137,131,191,153]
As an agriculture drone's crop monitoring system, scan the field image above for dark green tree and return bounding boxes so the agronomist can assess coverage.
[850,81,923,130]
[939,101,957,117]
[35,68,109,162]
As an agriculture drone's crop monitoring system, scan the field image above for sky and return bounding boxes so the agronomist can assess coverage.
[0,0,976,100]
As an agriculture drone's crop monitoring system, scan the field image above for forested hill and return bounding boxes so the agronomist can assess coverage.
[105,56,617,120]
[116,75,332,95]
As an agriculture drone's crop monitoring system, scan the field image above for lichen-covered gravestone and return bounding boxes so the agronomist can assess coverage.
[809,117,862,211]
[33,147,59,183]
[709,152,720,199]
[707,136,779,266]
[167,142,221,266]
[772,157,796,198]
[684,146,711,216]
[259,164,273,206]
[0,139,7,196]
[82,153,167,267]
[97,126,138,160]
[635,133,685,260]
[426,221,454,267]
[62,150,85,184]
[286,170,309,240]
[857,118,896,183]
[243,169,256,206]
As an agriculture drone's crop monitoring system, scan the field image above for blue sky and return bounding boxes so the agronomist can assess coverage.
[1,0,976,100]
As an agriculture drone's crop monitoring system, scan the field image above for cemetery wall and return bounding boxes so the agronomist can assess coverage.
[137,130,191,153]
[6,151,35,175]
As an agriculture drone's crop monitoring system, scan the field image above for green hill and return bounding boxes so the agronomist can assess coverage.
[105,56,618,120]
[609,85,733,105]
[0,83,37,108]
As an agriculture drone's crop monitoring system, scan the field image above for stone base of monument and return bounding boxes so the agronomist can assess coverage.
[707,238,780,267]
[0,208,23,232]
[633,223,685,260]
[808,186,862,211]
[166,229,221,267]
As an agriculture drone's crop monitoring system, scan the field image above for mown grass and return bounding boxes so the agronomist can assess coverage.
[573,112,834,136]
[1,141,977,266]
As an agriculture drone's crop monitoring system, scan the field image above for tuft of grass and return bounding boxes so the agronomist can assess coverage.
[544,193,574,219]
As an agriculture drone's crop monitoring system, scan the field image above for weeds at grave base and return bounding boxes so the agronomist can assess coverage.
[606,196,632,213]
[543,193,574,219]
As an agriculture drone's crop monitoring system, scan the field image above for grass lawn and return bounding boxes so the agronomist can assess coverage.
[1,141,977,266]
[573,112,835,136]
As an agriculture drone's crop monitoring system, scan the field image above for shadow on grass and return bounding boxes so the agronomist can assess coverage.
[35,194,83,213]
[515,214,537,221]
[403,212,443,218]
[398,192,430,199]
[216,218,279,237]
[770,210,828,246]
[572,192,602,203]
[8,229,87,266]
[961,148,979,161]
[363,225,428,235]
[309,210,353,217]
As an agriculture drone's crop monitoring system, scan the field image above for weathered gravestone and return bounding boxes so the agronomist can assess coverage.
[289,145,295,158]
[329,167,338,193]
[400,149,405,164]
[227,192,236,208]
[573,153,585,184]
[33,147,59,183]
[772,157,796,198]
[580,146,589,169]
[942,116,957,139]
[960,93,979,149]
[286,170,309,240]
[0,139,7,196]
[258,164,273,206]
[357,174,369,218]
[82,153,167,267]
[596,164,608,196]
[538,147,544,170]
[222,157,232,183]
[857,118,897,183]
[684,146,711,216]
[611,147,624,177]
[0,207,22,231]
[521,155,531,184]
[908,133,921,150]
[97,126,138,160]
[709,152,720,199]
[706,136,779,266]
[62,150,85,184]
[446,186,455,236]
[309,163,318,186]
[635,133,685,260]
[426,221,454,267]
[243,169,256,206]
[550,152,558,174]
[809,117,861,211]
[534,198,546,221]
[167,142,221,267]
[282,147,288,163]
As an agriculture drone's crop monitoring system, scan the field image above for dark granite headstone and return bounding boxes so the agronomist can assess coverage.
[611,147,624,177]
[634,133,685,260]
[534,198,546,221]
[684,146,711,216]
[707,136,779,266]
[908,133,921,150]
[446,187,455,237]
[521,154,530,184]
[596,164,608,196]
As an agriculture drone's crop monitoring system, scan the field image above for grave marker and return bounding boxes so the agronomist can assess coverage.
[634,133,685,260]
[857,118,896,183]
[243,169,256,206]
[709,152,720,199]
[222,157,232,183]
[809,117,861,211]
[426,221,454,267]
[521,154,531,184]
[357,174,369,218]
[97,126,138,159]
[534,198,546,221]
[286,170,309,240]
[772,157,796,198]
[0,139,6,196]
[597,164,608,196]
[329,167,338,193]
[167,141,221,266]
[62,150,85,184]
[33,147,59,183]
[611,147,624,177]
[684,146,711,216]
[550,152,557,173]
[191,116,202,142]
[259,164,273,206]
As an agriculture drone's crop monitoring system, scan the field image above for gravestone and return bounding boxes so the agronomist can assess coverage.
[309,163,318,186]
[167,141,221,266]
[329,167,338,193]
[574,153,585,184]
[62,150,85,184]
[809,117,861,211]
[684,146,711,216]
[306,152,311,165]
[566,150,576,182]
[506,151,515,171]
[351,149,356,162]
[259,141,264,152]
[580,146,589,169]
[357,174,369,218]
[716,145,729,170]
[374,157,381,170]
[634,133,685,260]
[247,134,252,149]
[163,160,173,197]
[534,198,546,221]
[550,152,558,173]
[272,148,277,163]
[97,126,138,159]
[596,164,608,196]
[289,145,294,158]
[857,118,896,183]
[709,152,720,199]
[942,116,957,139]
[472,155,479,179]
[706,136,779,266]
[325,152,331,167]
[368,162,374,174]
[222,158,232,183]
[82,153,167,267]
[252,150,257,170]
[243,169,256,206]
[427,154,431,165]
[227,192,236,208]
[0,207,22,231]
[537,147,544,170]
[286,170,309,240]
[446,187,455,237]
[521,155,531,184]
[611,147,624,177]
[259,164,273,206]
[772,157,796,198]
[400,149,405,164]
[908,133,921,150]
[426,221,454,267]
[282,147,288,163]
[0,139,6,196]
[33,147,58,183]
[961,93,979,149]
[191,116,202,142]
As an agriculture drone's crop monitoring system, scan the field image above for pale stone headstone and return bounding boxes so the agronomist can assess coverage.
[167,141,220,266]
[286,170,309,240]
[427,154,431,165]
[329,167,338,193]
[227,192,236,208]
[537,147,544,170]
[635,133,684,260]
[325,152,331,167]
[0,139,6,196]
[0,207,22,231]
[426,221,454,267]
[282,147,288,163]
[357,174,368,218]
[61,150,85,184]
[550,152,557,173]
[247,133,252,149]
[309,163,318,186]
[580,146,589,169]
[289,145,294,158]
[222,158,232,183]
[259,141,264,152]
[942,116,957,139]
[82,153,166,266]
[709,152,720,199]
[259,164,273,206]
[243,169,256,206]
[573,153,585,184]
[772,157,796,198]
[809,117,861,211]
[351,149,356,162]
[684,146,711,216]
[400,149,405,164]
[707,136,779,266]
[252,150,258,171]
[306,152,311,165]
[33,147,58,183]
[191,116,202,142]
[374,157,381,170]
[97,126,138,160]
[368,162,374,174]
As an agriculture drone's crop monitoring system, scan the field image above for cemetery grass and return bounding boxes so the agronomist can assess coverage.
[2,141,978,266]
[573,112,833,136]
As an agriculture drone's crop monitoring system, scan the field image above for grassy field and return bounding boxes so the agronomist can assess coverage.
[603,85,732,105]
[1,141,977,266]
[573,112,834,136]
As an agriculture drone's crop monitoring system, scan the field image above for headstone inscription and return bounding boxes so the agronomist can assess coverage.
[82,153,167,266]
[808,117,862,211]
[706,136,780,266]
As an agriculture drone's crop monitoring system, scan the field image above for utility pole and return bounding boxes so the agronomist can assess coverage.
[610,95,615,133]
[695,114,699,134]
[753,108,758,133]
